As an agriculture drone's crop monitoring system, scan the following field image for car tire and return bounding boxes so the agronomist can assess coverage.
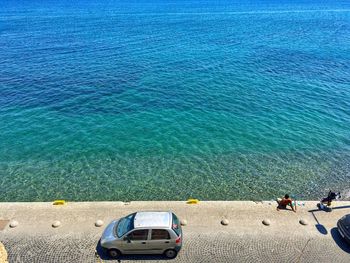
[164,249,177,259]
[108,249,121,259]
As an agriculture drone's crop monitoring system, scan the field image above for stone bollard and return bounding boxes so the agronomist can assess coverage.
[52,221,61,228]
[221,219,229,226]
[95,220,104,227]
[262,219,271,226]
[299,219,308,226]
[180,219,187,226]
[9,220,18,228]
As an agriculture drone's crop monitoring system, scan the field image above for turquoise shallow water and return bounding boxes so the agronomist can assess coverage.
[1,0,350,201]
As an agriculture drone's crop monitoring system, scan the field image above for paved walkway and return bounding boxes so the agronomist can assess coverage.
[1,201,350,262]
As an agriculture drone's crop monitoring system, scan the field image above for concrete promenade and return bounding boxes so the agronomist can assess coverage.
[1,201,350,262]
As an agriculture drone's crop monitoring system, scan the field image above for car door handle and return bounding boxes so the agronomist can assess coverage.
[141,242,146,244]
[165,241,169,243]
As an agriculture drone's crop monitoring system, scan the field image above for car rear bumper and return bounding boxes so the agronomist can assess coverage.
[175,245,182,252]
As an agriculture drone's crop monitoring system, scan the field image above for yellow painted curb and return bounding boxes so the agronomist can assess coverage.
[0,242,8,263]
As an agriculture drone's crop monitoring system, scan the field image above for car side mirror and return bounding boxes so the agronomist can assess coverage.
[123,236,131,243]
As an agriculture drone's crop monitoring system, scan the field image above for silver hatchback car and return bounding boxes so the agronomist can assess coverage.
[100,211,183,259]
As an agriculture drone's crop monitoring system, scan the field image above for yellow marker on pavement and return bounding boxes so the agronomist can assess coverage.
[187,199,199,204]
[53,200,66,205]
[0,242,8,263]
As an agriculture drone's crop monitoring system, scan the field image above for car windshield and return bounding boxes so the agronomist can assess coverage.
[116,213,135,238]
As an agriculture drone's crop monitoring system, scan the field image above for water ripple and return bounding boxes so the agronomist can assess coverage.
[1,0,350,200]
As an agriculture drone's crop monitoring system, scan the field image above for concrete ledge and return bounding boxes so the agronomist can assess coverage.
[0,201,349,233]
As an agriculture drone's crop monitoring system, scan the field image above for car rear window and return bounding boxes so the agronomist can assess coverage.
[151,229,170,240]
[172,213,181,236]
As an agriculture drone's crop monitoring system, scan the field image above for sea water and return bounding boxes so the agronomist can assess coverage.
[0,0,350,201]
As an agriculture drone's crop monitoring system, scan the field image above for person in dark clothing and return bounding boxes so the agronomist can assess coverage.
[318,191,341,210]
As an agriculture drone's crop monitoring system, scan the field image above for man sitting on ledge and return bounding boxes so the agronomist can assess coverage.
[277,194,296,212]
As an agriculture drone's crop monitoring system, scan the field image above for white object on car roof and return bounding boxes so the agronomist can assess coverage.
[134,211,171,228]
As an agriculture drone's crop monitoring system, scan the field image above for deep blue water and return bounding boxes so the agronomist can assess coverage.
[0,0,350,201]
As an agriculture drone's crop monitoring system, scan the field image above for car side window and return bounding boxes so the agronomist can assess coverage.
[127,229,148,241]
[151,229,170,240]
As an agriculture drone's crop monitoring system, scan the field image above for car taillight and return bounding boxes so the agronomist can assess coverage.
[176,235,181,244]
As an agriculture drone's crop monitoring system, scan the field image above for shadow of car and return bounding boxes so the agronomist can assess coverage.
[331,228,350,254]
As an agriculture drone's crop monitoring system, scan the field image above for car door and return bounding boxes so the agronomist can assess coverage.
[147,229,173,253]
[121,229,149,254]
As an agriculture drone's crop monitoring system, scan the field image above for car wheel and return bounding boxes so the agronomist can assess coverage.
[108,249,121,259]
[164,249,177,259]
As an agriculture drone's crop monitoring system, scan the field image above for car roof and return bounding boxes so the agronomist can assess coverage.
[134,211,172,229]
